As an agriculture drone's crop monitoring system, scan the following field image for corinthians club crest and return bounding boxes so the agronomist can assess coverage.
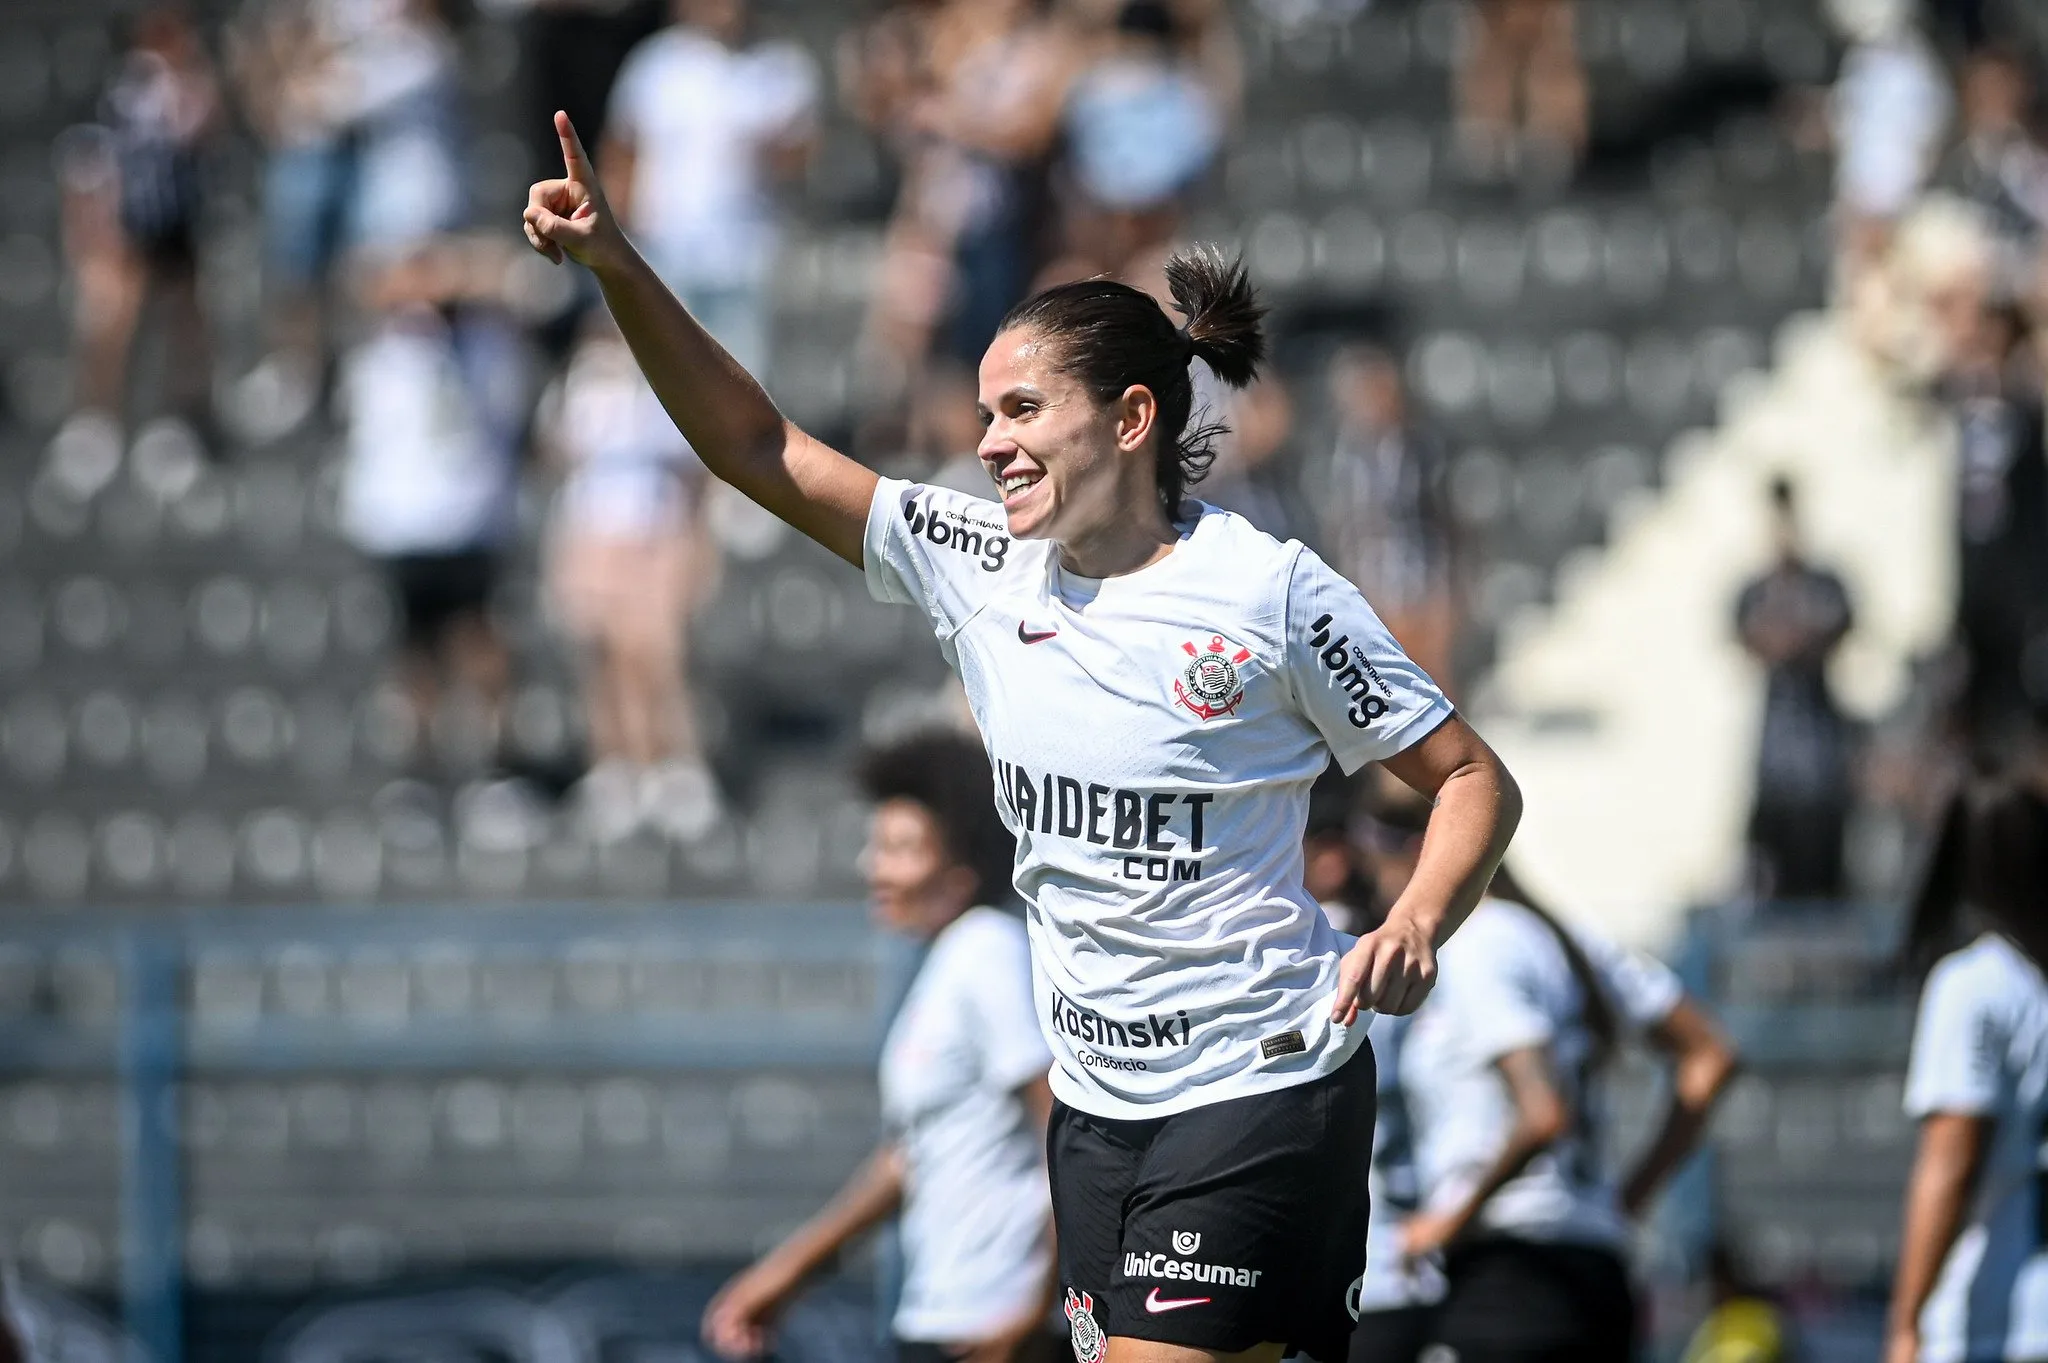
[1174,634,1252,721]
[1065,1289,1105,1363]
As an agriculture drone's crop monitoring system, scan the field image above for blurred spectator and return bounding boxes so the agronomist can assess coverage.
[1827,0,1952,277]
[1930,46,2048,297]
[849,0,1075,379]
[511,0,663,215]
[1945,305,2048,752]
[1735,478,1856,902]
[229,0,464,436]
[1455,0,1587,179]
[601,0,819,378]
[337,241,525,775]
[1055,1,1224,280]
[1201,375,1302,540]
[541,317,721,843]
[1308,344,1460,692]
[56,6,222,456]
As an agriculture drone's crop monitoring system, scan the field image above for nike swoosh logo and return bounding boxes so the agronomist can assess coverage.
[1018,623,1058,644]
[1144,1289,1211,1314]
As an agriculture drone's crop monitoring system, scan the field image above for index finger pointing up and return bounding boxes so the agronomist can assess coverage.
[555,110,595,180]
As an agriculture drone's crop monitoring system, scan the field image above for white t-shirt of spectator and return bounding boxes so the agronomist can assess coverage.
[1064,56,1221,211]
[864,478,1453,1120]
[1354,1010,1448,1314]
[1905,933,2048,1363]
[339,314,514,557]
[881,906,1055,1343]
[1402,898,1683,1252]
[606,27,817,287]
[1832,34,1952,217]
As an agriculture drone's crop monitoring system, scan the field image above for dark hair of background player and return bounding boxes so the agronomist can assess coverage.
[1900,778,2048,977]
[858,731,1018,907]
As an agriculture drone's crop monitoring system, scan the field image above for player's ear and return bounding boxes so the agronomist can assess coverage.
[1115,384,1158,454]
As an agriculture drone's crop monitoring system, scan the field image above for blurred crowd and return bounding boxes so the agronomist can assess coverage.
[43,0,1506,847]
[1737,0,2048,904]
[40,0,2048,898]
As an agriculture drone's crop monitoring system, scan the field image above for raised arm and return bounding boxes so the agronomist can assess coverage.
[524,112,877,566]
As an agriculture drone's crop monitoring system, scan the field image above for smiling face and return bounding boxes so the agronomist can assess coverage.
[976,327,1159,544]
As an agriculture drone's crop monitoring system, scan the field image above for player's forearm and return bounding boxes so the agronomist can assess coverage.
[1622,1027,1738,1212]
[1388,750,1521,947]
[1888,1119,1980,1337]
[590,247,792,499]
[759,1144,906,1283]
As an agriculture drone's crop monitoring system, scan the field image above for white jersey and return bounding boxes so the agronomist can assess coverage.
[864,478,1452,1119]
[1358,1011,1447,1312]
[1905,933,2048,1363]
[1402,898,1682,1250]
[880,907,1054,1342]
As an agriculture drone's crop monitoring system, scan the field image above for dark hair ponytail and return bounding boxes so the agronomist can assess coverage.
[998,246,1268,518]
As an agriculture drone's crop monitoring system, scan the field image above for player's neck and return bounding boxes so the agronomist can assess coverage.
[1055,506,1181,580]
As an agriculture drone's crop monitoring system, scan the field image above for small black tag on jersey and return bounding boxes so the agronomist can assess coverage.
[1260,1030,1306,1059]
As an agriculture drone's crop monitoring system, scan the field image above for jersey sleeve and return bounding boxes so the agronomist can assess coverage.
[958,915,1053,1092]
[1574,928,1684,1033]
[1281,547,1453,773]
[1904,953,2004,1117]
[864,477,1017,638]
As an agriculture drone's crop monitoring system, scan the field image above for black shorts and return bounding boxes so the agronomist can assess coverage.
[1428,1237,1635,1363]
[1047,1043,1375,1363]
[1347,1305,1437,1363]
[383,552,500,652]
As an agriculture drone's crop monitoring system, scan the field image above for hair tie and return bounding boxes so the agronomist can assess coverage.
[1177,324,1198,360]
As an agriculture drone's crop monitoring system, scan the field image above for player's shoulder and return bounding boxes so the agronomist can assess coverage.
[1185,502,1301,572]
[1179,503,1306,617]
[1932,933,2043,1003]
[931,906,1030,974]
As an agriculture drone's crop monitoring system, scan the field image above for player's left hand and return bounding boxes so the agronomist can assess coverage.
[1331,911,1437,1022]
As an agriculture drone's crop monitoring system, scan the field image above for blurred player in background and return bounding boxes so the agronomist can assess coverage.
[703,730,1059,1363]
[1400,868,1737,1363]
[1887,779,2048,1363]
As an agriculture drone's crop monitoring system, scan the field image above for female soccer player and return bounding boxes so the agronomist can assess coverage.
[1886,781,2048,1363]
[703,731,1057,1363]
[1399,870,1737,1363]
[525,112,1521,1363]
